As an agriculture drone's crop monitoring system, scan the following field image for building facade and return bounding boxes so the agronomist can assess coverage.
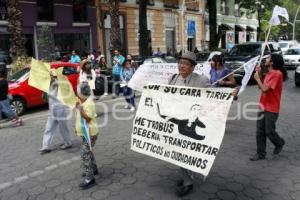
[0,0,98,59]
[97,0,206,64]
[204,0,259,49]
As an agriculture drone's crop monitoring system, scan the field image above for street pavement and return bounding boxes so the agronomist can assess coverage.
[0,71,300,200]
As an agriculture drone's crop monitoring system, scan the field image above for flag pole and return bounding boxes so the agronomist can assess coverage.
[256,24,272,68]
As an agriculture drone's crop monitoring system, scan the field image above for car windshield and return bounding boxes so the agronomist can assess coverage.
[9,68,30,82]
[196,52,210,61]
[228,44,261,56]
[285,48,300,55]
[279,43,288,48]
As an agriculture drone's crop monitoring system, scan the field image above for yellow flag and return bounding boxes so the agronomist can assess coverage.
[28,58,51,93]
[56,68,78,108]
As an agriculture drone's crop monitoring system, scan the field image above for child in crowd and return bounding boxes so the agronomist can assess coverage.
[120,59,136,111]
[76,82,99,189]
[0,66,22,126]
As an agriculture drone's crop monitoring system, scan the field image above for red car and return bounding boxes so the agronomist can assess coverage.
[8,62,79,115]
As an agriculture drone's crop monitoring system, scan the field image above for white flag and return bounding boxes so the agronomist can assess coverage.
[269,5,289,26]
[238,56,260,96]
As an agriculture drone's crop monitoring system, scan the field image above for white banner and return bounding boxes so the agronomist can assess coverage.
[128,63,211,91]
[238,56,260,95]
[131,84,234,176]
[270,5,289,26]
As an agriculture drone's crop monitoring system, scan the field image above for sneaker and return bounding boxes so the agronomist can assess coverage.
[60,144,72,150]
[79,178,96,190]
[104,93,108,96]
[273,139,285,155]
[39,148,52,155]
[130,106,136,112]
[14,119,23,127]
[249,154,266,161]
[176,184,193,197]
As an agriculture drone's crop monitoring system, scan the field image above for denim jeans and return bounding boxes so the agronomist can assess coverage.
[0,99,16,119]
[123,86,135,107]
[112,74,121,96]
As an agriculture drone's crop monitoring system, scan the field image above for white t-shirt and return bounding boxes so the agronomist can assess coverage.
[79,69,96,90]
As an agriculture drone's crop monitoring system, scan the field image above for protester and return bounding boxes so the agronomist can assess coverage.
[250,54,287,161]
[120,59,136,111]
[39,69,73,154]
[168,51,210,197]
[210,54,236,87]
[194,47,199,54]
[98,55,107,71]
[126,54,138,70]
[76,82,99,189]
[112,49,125,98]
[0,67,23,127]
[96,55,109,96]
[154,47,162,57]
[79,60,96,90]
[70,50,81,64]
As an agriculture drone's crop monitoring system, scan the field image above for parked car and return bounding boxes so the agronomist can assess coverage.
[295,65,300,87]
[8,62,79,115]
[196,51,222,65]
[283,46,300,69]
[224,42,282,83]
[279,40,299,54]
[0,49,11,65]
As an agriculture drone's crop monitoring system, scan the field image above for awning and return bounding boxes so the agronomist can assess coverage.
[246,25,257,31]
[235,24,246,31]
[220,24,234,30]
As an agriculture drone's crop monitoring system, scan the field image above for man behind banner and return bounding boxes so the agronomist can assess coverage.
[250,54,287,161]
[168,51,210,197]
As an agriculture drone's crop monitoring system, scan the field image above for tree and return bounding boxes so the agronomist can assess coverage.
[108,0,121,52]
[207,0,219,50]
[235,0,283,40]
[6,0,26,58]
[139,0,150,56]
[37,25,55,61]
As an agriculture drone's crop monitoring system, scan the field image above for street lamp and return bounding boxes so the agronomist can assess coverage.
[280,5,300,41]
[255,1,264,41]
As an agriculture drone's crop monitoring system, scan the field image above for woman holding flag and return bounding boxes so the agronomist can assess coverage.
[76,82,99,189]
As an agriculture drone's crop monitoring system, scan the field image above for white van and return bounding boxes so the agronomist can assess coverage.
[279,40,299,54]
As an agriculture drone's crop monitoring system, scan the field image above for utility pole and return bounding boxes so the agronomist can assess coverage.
[180,0,186,53]
[293,5,300,41]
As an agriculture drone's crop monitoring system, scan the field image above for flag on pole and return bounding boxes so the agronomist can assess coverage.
[238,56,260,96]
[80,117,92,150]
[269,5,289,26]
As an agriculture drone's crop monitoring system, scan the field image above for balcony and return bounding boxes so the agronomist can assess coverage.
[163,0,179,9]
[186,0,199,12]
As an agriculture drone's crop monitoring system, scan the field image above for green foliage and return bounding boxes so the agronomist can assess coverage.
[9,56,31,74]
[37,25,55,62]
[237,0,300,40]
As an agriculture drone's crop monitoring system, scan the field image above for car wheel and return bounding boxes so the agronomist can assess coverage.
[296,82,300,87]
[10,97,26,116]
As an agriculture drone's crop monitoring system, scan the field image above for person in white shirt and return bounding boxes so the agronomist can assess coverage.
[78,60,96,94]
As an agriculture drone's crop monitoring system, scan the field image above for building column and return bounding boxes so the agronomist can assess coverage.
[95,0,104,54]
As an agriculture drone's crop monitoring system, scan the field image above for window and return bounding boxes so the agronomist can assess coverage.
[63,66,77,75]
[37,0,53,21]
[136,0,155,6]
[164,0,179,9]
[186,0,199,11]
[0,0,7,20]
[73,0,87,22]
